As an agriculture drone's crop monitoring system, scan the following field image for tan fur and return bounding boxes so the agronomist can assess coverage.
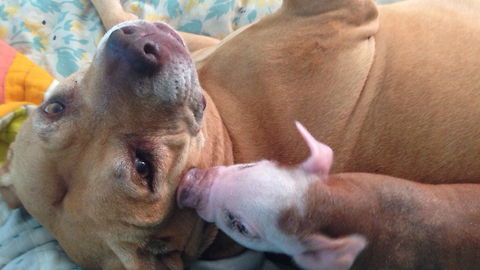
[194,0,480,266]
[197,0,480,183]
[2,0,480,269]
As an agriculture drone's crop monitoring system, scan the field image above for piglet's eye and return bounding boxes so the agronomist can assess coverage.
[226,212,253,237]
[238,224,250,236]
[44,102,65,114]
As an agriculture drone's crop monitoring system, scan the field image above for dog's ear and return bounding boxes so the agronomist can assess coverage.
[0,143,23,209]
[293,234,367,270]
[296,121,333,178]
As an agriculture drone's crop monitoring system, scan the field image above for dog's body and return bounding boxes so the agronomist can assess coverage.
[196,0,480,182]
[1,0,480,269]
[178,122,480,270]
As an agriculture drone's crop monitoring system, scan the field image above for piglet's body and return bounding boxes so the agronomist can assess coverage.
[177,122,480,270]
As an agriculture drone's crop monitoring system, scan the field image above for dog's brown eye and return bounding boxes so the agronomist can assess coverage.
[135,158,150,178]
[44,102,65,114]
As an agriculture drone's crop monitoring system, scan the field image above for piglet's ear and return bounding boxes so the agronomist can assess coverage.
[296,121,333,178]
[293,234,367,270]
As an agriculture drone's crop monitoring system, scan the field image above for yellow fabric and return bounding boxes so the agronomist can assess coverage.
[0,101,31,118]
[0,107,29,164]
[0,51,55,164]
[0,107,29,143]
[4,53,53,106]
[0,141,8,164]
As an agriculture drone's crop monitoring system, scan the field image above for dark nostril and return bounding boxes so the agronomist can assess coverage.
[144,43,158,55]
[122,26,136,35]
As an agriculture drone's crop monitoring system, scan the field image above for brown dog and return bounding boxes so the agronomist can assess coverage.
[0,21,236,269]
[2,0,480,269]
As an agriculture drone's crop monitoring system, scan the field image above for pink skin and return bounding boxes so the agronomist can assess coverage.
[177,122,366,270]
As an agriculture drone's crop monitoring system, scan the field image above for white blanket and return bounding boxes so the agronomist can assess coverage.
[0,202,79,269]
[0,199,284,270]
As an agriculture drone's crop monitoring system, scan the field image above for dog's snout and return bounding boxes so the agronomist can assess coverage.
[106,25,163,74]
[119,27,162,58]
[95,21,204,134]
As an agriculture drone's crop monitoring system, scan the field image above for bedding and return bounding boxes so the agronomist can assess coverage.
[0,0,402,269]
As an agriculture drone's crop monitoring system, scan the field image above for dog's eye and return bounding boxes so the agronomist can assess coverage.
[135,158,150,178]
[134,150,155,192]
[44,102,65,114]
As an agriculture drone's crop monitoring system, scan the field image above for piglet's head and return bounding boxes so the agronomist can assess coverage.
[177,122,365,270]
[296,121,333,178]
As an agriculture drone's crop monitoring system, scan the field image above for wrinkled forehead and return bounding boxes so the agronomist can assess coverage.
[49,64,89,92]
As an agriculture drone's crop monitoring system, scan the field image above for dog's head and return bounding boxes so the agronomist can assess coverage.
[0,20,218,269]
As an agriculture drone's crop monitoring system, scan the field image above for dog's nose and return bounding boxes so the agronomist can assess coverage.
[106,25,163,74]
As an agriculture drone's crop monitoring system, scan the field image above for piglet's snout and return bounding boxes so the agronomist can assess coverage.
[177,167,221,221]
[177,168,207,210]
